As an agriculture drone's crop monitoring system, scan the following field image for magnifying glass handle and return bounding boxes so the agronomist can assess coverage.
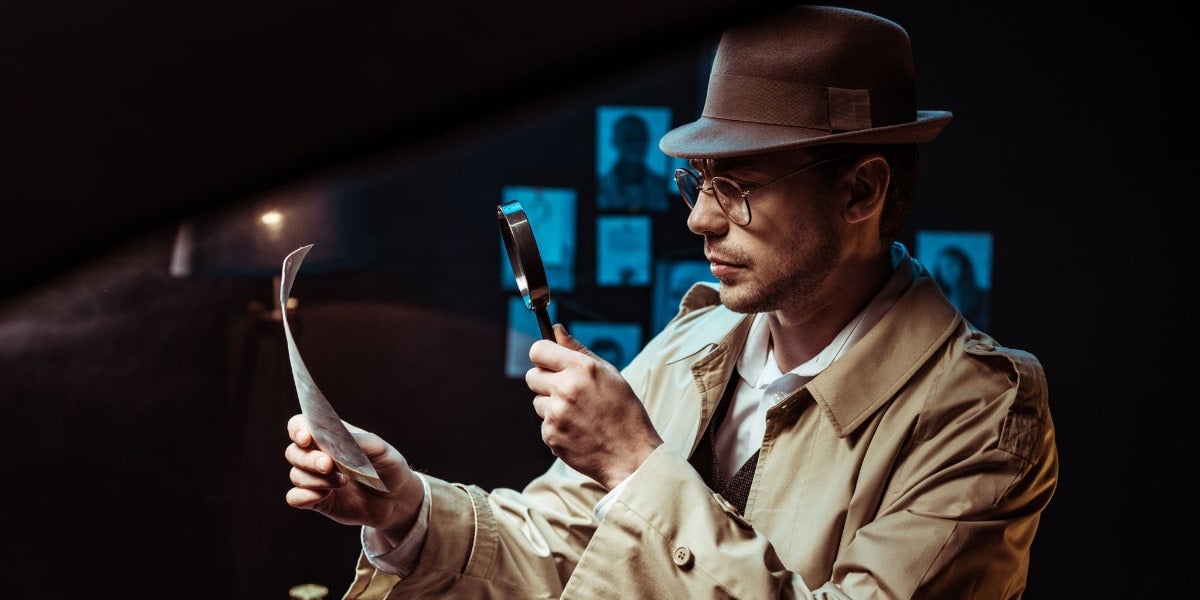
[534,306,555,342]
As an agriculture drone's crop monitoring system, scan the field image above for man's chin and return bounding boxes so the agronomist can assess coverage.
[718,287,765,314]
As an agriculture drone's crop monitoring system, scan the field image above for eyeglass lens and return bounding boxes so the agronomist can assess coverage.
[673,169,750,224]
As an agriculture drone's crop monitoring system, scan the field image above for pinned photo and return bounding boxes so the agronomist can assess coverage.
[595,105,672,212]
[916,230,993,331]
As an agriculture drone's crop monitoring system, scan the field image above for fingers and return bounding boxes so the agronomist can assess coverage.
[525,365,548,395]
[531,393,550,419]
[290,463,346,488]
[290,414,383,459]
[286,438,347,509]
[532,393,571,444]
[528,339,565,370]
[529,341,599,375]
[285,485,332,509]
[540,419,559,456]
[531,325,587,367]
[532,395,564,456]
[287,413,312,447]
[285,440,338,475]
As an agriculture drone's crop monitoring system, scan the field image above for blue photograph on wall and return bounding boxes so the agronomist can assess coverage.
[595,105,672,213]
[915,230,993,331]
[596,215,652,287]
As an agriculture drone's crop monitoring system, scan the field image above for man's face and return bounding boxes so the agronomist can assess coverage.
[613,118,649,160]
[685,150,844,314]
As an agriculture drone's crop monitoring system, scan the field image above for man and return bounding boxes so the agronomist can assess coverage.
[285,5,1058,598]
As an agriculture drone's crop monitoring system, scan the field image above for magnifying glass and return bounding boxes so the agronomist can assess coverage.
[498,200,555,342]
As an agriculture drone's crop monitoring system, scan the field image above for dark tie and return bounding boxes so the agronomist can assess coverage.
[688,370,759,515]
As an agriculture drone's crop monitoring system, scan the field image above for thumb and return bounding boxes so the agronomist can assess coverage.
[348,429,387,455]
[552,323,592,355]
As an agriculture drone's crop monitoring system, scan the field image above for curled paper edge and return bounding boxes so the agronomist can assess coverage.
[280,244,387,494]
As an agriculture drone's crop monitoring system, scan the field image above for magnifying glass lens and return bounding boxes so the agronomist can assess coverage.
[498,200,555,341]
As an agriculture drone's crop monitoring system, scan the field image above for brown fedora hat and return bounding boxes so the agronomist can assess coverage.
[660,5,952,159]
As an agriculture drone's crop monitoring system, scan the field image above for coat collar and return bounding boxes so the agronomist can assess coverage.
[807,274,961,436]
[669,273,961,438]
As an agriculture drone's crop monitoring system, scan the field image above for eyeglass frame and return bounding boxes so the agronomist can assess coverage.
[673,153,854,226]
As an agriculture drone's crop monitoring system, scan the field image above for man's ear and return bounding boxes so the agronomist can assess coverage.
[843,155,889,224]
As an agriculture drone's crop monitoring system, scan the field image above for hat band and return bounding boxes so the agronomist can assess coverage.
[701,73,915,133]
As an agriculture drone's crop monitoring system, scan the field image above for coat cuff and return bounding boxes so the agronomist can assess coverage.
[416,476,497,578]
[345,476,496,598]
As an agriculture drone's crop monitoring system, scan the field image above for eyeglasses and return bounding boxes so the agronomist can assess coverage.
[673,154,852,226]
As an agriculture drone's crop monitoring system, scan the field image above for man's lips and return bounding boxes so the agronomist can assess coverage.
[706,254,744,278]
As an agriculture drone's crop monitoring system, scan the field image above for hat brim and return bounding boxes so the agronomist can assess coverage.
[659,110,953,159]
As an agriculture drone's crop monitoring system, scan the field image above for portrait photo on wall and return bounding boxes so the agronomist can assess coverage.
[915,230,993,331]
[498,185,577,293]
[595,105,672,213]
[596,214,652,287]
[565,321,642,371]
[651,258,719,335]
[504,295,560,378]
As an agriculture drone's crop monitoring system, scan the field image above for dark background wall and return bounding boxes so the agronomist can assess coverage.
[2,2,1195,598]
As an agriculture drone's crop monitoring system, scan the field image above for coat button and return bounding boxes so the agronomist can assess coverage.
[672,545,694,568]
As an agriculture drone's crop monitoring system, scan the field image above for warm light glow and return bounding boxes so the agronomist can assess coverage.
[260,210,283,226]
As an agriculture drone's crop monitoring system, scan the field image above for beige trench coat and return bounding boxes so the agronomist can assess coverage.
[345,274,1058,599]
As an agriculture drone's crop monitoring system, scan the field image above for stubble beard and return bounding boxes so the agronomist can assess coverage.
[715,220,842,315]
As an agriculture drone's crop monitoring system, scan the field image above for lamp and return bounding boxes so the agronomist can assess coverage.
[168,178,376,319]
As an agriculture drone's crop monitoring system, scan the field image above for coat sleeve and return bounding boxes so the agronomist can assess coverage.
[343,458,609,599]
[829,342,1059,599]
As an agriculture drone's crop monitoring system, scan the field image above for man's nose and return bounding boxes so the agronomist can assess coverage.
[686,189,730,236]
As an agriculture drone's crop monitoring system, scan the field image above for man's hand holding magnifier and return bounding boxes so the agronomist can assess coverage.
[526,323,664,491]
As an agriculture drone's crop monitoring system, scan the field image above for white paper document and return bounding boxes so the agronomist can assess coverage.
[280,244,387,493]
